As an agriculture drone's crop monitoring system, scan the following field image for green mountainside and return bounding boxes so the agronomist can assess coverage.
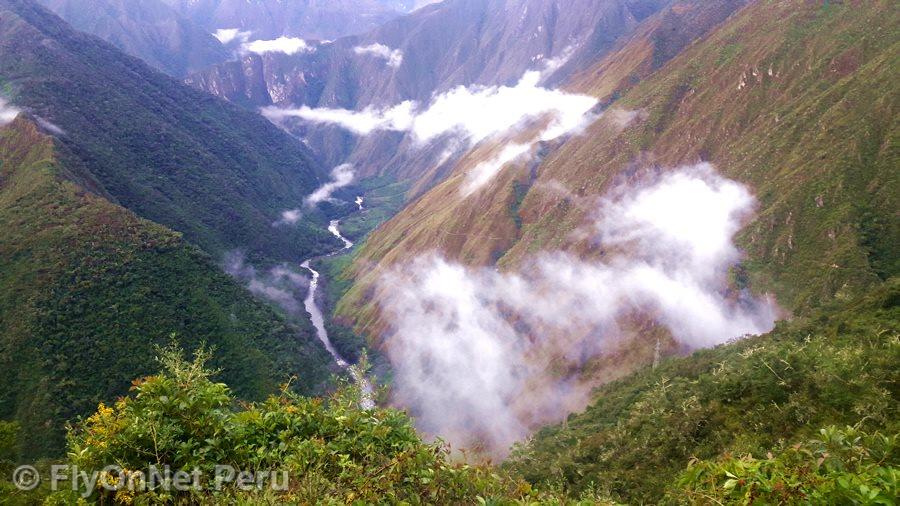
[506,279,899,503]
[337,0,899,339]
[0,118,333,459]
[328,0,899,500]
[0,0,895,502]
[0,0,341,264]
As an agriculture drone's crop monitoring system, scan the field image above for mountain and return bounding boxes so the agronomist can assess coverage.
[505,278,899,503]
[185,0,672,172]
[322,0,898,459]
[160,0,411,41]
[0,117,333,459]
[336,0,898,335]
[0,0,342,263]
[37,0,230,77]
[188,0,670,108]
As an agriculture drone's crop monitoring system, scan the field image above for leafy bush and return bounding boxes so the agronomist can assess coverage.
[54,345,611,504]
[674,426,899,505]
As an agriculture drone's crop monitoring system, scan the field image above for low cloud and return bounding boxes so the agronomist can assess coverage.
[0,98,20,126]
[35,116,65,136]
[261,69,596,195]
[213,28,252,45]
[275,209,303,226]
[224,252,309,316]
[462,143,532,196]
[354,43,404,68]
[242,36,313,55]
[304,163,356,207]
[264,70,595,146]
[264,102,416,136]
[378,164,778,456]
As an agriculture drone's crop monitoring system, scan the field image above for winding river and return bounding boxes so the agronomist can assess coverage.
[301,216,374,409]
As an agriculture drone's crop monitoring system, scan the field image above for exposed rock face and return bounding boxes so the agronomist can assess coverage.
[186,0,671,175]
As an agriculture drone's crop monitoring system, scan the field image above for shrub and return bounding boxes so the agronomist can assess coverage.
[673,426,899,505]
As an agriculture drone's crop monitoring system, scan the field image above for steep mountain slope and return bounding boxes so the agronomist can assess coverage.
[189,0,668,108]
[337,0,898,344]
[161,0,410,41]
[0,0,341,263]
[186,0,671,172]
[37,0,229,77]
[506,278,899,503]
[0,117,333,459]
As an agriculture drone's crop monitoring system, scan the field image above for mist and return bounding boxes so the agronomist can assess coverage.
[260,66,596,158]
[304,163,356,207]
[213,28,252,45]
[377,164,778,456]
[224,252,309,316]
[0,98,20,125]
[242,36,312,55]
[354,43,404,68]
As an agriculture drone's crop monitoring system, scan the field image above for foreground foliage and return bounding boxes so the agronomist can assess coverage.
[36,346,607,505]
[674,426,898,505]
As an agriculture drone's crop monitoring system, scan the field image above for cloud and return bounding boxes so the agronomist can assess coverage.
[462,143,532,196]
[354,43,404,68]
[261,68,597,157]
[264,102,416,136]
[0,98,20,126]
[224,252,309,316]
[262,69,596,194]
[242,36,312,55]
[377,164,778,456]
[213,28,252,45]
[304,164,356,207]
[275,209,303,226]
[35,116,65,136]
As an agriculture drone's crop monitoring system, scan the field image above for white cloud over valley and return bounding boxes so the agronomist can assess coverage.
[261,69,597,194]
[242,36,313,55]
[354,43,404,68]
[304,163,356,207]
[213,28,252,45]
[377,164,778,456]
[0,98,20,126]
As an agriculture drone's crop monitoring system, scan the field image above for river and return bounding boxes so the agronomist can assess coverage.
[301,216,374,409]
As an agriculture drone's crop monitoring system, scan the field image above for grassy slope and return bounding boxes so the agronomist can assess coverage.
[505,279,899,503]
[0,118,333,459]
[337,0,898,338]
[509,0,898,309]
[331,2,899,499]
[0,0,341,263]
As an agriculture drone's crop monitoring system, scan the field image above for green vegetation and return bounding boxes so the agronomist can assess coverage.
[13,346,608,505]
[0,118,333,460]
[614,0,900,312]
[334,175,410,243]
[0,0,340,263]
[674,425,898,504]
[506,279,899,503]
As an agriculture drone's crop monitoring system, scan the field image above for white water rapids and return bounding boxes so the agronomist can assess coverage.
[301,219,374,409]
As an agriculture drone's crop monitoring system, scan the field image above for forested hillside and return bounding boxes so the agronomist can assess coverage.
[0,0,341,263]
[0,118,333,459]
